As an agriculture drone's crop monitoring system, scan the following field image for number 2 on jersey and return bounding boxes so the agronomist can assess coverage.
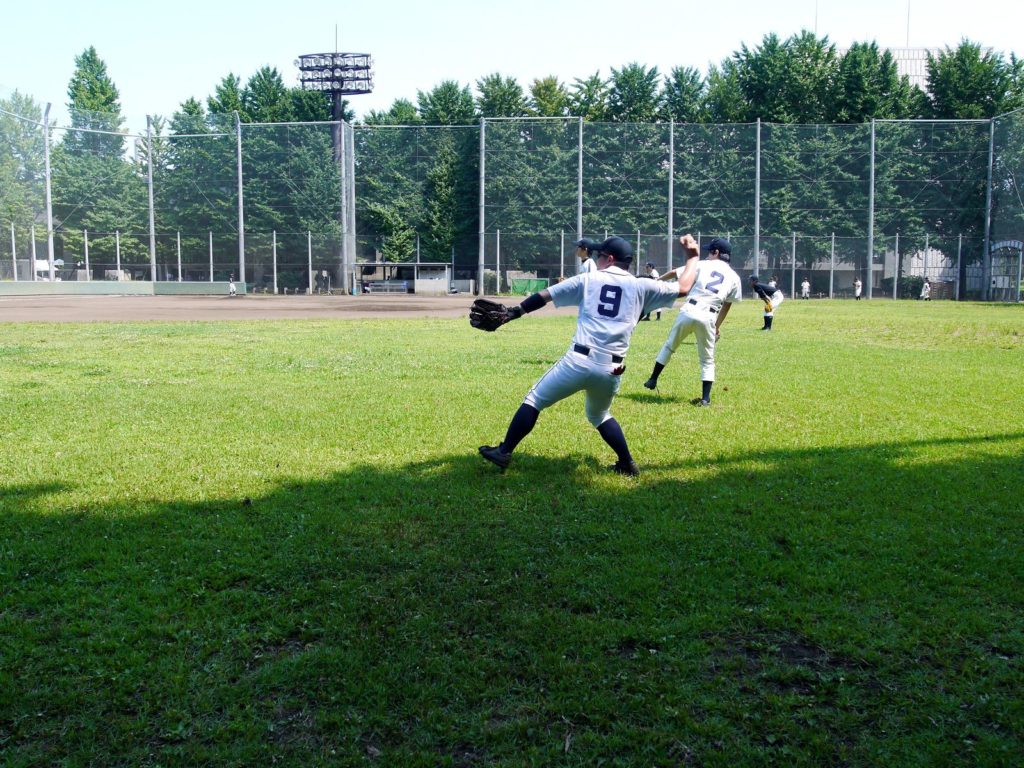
[705,271,725,293]
[597,285,622,317]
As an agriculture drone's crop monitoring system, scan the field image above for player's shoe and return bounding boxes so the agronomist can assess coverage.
[643,378,658,390]
[478,445,511,470]
[611,459,641,477]
[690,398,711,407]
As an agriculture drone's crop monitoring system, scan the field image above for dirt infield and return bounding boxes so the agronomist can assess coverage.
[0,294,581,323]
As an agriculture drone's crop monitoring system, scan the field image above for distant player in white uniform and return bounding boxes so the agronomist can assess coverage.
[576,238,599,274]
[801,278,811,299]
[478,235,701,476]
[853,278,863,300]
[639,261,663,321]
[642,237,742,406]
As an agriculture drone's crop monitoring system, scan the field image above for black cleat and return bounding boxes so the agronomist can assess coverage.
[611,459,641,477]
[606,460,638,479]
[478,445,511,470]
[643,378,658,390]
[690,398,711,407]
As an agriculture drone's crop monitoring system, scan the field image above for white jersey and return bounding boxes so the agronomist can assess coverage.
[547,265,680,357]
[682,259,743,312]
[578,257,598,275]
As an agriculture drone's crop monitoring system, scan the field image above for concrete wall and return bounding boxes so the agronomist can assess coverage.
[0,281,245,296]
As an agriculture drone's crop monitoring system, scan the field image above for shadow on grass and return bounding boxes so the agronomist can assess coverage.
[3,434,1023,766]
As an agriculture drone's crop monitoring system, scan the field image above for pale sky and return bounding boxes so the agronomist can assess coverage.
[2,0,1021,131]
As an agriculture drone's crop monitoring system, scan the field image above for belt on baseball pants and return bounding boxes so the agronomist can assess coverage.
[573,344,623,364]
[687,298,718,313]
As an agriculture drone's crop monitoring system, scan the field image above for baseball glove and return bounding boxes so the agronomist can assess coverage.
[469,298,518,332]
[763,300,773,314]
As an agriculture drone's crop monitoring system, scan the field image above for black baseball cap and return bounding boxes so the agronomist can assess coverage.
[700,237,733,262]
[645,261,656,268]
[576,238,598,252]
[596,236,633,263]
[702,237,732,256]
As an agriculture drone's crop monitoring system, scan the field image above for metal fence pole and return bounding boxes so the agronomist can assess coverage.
[146,115,157,280]
[209,231,213,282]
[636,230,641,275]
[478,117,486,296]
[560,230,564,279]
[790,232,796,298]
[273,230,278,294]
[235,112,246,285]
[496,229,501,293]
[893,232,900,300]
[955,233,962,301]
[176,231,181,282]
[84,229,89,280]
[982,118,995,301]
[754,119,761,266]
[867,119,875,300]
[307,231,313,294]
[924,233,929,283]
[10,223,16,281]
[30,225,36,281]
[668,120,674,270]
[1018,247,1023,303]
[43,104,55,281]
[577,117,583,240]
[115,230,121,279]
[829,232,835,298]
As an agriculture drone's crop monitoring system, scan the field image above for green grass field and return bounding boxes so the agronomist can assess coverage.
[2,300,1022,766]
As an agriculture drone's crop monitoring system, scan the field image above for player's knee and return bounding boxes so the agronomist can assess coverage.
[586,404,611,427]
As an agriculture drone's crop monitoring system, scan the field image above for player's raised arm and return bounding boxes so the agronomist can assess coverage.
[663,235,701,296]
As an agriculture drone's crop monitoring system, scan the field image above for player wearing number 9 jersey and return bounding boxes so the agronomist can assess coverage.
[642,237,742,406]
[478,235,701,476]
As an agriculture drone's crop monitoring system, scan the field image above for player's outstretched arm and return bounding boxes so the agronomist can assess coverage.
[675,234,701,296]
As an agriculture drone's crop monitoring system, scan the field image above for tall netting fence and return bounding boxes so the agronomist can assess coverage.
[0,91,46,280]
[49,106,151,280]
[354,125,478,291]
[240,122,344,292]
[991,108,1024,302]
[873,120,990,300]
[152,112,237,282]
[3,96,1022,301]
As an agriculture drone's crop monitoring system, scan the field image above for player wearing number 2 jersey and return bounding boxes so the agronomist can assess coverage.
[642,237,742,406]
[478,235,701,476]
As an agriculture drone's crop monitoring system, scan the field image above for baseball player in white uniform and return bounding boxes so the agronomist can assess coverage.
[750,274,784,330]
[576,238,599,274]
[478,235,702,476]
[642,237,742,406]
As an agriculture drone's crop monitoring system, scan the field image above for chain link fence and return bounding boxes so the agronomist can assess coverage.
[2,87,1022,300]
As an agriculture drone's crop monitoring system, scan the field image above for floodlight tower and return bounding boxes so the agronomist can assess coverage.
[295,52,373,293]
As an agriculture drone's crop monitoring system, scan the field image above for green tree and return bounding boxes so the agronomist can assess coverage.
[0,91,46,238]
[530,77,569,117]
[606,63,662,122]
[476,73,529,118]
[207,74,243,115]
[242,67,291,122]
[660,66,705,122]
[835,43,920,121]
[364,98,421,126]
[568,73,609,121]
[730,31,841,122]
[417,81,476,125]
[703,62,746,123]
[63,46,125,158]
[928,40,1013,118]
